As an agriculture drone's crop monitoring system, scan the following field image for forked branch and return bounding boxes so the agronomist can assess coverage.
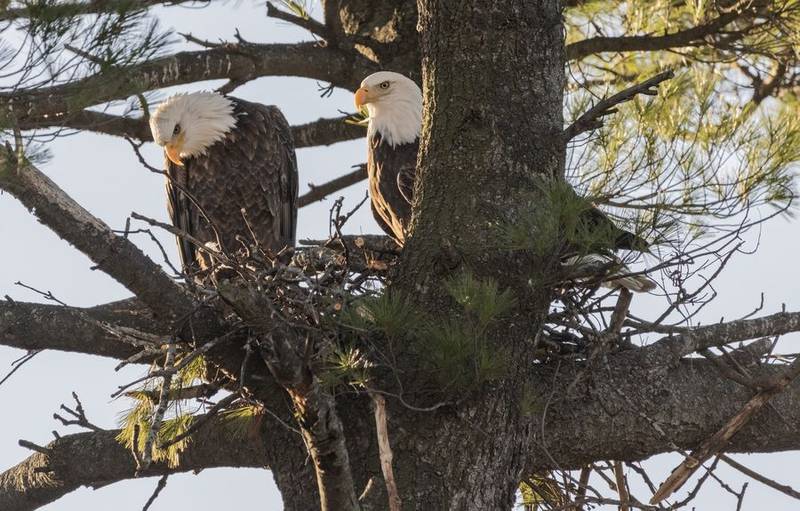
[564,71,674,141]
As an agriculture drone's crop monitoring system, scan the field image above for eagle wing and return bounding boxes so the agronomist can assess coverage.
[367,133,418,245]
[165,160,204,272]
[218,100,298,253]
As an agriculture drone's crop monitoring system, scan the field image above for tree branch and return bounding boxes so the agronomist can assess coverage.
[21,112,365,150]
[0,0,212,22]
[526,352,800,472]
[19,110,153,141]
[5,43,375,126]
[291,115,365,148]
[299,164,367,207]
[0,299,163,360]
[640,310,800,364]
[563,71,674,141]
[0,149,200,325]
[266,2,330,40]
[0,417,266,511]
[566,11,744,61]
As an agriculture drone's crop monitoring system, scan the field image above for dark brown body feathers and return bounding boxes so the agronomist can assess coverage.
[166,98,298,272]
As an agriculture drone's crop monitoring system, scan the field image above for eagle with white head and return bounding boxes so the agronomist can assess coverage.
[149,91,298,274]
[355,71,656,292]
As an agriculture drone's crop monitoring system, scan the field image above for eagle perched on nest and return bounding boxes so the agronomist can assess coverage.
[149,91,298,274]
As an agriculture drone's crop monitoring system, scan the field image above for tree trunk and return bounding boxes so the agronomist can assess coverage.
[379,1,565,509]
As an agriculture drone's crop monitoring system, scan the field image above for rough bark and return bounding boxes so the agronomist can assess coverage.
[0,299,161,360]
[377,1,566,509]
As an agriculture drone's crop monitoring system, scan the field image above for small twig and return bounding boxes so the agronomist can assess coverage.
[137,340,178,474]
[14,281,68,306]
[63,44,108,66]
[179,32,224,48]
[266,2,329,40]
[158,393,239,449]
[53,392,104,432]
[0,349,41,387]
[131,424,143,468]
[720,454,800,500]
[564,70,674,141]
[142,474,169,511]
[18,439,50,455]
[112,332,234,398]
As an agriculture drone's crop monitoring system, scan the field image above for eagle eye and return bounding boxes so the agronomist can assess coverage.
[379,81,390,89]
[173,124,182,136]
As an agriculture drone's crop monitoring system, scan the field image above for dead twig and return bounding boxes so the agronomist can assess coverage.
[369,392,401,511]
[53,392,104,432]
[720,454,800,501]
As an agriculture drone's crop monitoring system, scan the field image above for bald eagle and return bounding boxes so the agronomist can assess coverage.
[355,71,656,293]
[149,92,298,274]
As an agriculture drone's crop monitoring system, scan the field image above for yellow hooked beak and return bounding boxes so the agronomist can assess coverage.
[164,133,185,166]
[354,86,371,109]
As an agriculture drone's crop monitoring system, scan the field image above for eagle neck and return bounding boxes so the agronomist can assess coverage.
[367,99,421,148]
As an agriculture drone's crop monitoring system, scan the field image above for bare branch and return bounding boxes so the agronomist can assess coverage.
[291,115,365,148]
[720,454,800,501]
[19,110,153,141]
[0,418,266,511]
[527,355,800,472]
[650,356,800,503]
[641,310,800,364]
[6,43,375,127]
[299,164,367,207]
[0,299,162,360]
[370,392,401,511]
[564,71,674,141]
[22,112,365,150]
[566,11,745,61]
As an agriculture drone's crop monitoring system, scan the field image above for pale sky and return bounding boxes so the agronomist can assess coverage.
[1,2,799,510]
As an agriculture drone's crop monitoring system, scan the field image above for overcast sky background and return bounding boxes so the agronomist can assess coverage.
[1,2,799,510]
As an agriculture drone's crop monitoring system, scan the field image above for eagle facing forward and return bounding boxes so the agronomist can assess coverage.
[149,92,298,274]
[354,71,656,293]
